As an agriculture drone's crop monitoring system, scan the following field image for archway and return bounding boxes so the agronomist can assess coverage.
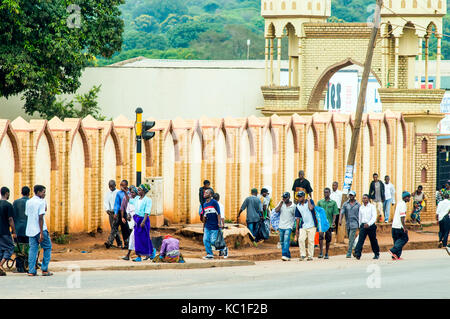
[308,58,382,110]
[262,128,273,189]
[189,131,202,223]
[69,132,85,232]
[215,129,227,218]
[305,126,316,194]
[102,135,117,230]
[163,132,175,221]
[239,129,251,220]
[0,134,15,199]
[35,135,52,229]
[326,123,335,188]
[284,127,295,195]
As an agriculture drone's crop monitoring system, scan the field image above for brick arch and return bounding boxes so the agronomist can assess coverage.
[69,122,91,168]
[266,120,278,154]
[400,115,407,147]
[243,120,256,157]
[218,121,232,159]
[35,122,59,171]
[1,123,22,173]
[307,58,382,110]
[328,117,339,149]
[365,118,375,147]
[163,121,181,162]
[192,122,206,161]
[308,122,319,152]
[287,119,299,154]
[382,116,391,145]
[107,127,124,167]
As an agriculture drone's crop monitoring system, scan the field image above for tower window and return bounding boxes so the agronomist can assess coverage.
[421,168,427,183]
[421,138,428,153]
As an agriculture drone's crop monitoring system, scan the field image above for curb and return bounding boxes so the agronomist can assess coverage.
[48,260,255,272]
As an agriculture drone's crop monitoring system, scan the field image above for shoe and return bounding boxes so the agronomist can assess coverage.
[202,255,214,260]
[318,253,323,258]
[346,254,351,258]
[121,256,130,261]
[222,247,228,259]
[42,271,53,276]
[299,256,306,261]
[104,242,111,249]
[373,254,380,260]
[324,254,329,259]
[438,243,443,248]
[389,250,398,260]
[281,256,291,261]
[27,272,38,277]
[132,257,142,262]
[307,257,313,261]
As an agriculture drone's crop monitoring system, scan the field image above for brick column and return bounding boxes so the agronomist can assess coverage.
[11,117,35,189]
[224,118,241,220]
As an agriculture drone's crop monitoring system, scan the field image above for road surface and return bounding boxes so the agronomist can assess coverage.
[2,249,449,299]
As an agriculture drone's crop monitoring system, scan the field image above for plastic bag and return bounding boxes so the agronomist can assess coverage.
[214,229,226,250]
[270,209,280,231]
[255,219,270,241]
[314,206,330,233]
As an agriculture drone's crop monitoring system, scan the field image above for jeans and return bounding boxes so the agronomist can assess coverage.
[28,230,52,274]
[354,224,380,258]
[390,228,409,257]
[383,199,393,222]
[439,214,450,247]
[346,228,357,256]
[203,228,219,256]
[279,228,292,258]
[247,222,258,240]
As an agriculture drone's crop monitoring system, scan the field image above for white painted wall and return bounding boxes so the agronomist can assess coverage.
[0,135,15,200]
[35,136,51,229]
[69,132,85,232]
[362,126,371,195]
[215,130,227,216]
[262,129,273,189]
[163,134,175,219]
[285,129,295,195]
[190,132,202,223]
[326,124,335,188]
[380,123,387,179]
[396,123,404,204]
[239,130,251,217]
[103,135,117,230]
[306,127,315,191]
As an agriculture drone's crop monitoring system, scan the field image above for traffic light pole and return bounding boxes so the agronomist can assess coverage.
[135,107,143,186]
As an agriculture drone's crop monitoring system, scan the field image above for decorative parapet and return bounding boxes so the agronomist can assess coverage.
[379,88,445,115]
[259,86,301,115]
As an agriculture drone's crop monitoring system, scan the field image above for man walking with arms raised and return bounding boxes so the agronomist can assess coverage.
[389,191,411,260]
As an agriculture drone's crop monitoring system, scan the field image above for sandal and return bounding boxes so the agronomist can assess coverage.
[132,257,142,262]
[42,271,53,276]
[28,272,38,277]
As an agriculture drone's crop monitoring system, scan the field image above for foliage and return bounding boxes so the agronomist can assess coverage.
[52,233,72,245]
[40,85,105,121]
[0,0,124,117]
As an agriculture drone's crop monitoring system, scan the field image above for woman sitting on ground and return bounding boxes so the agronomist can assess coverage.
[153,235,184,263]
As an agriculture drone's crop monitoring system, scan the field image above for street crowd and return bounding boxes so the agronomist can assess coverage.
[199,171,450,261]
[0,172,449,276]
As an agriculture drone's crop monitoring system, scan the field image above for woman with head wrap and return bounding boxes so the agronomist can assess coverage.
[122,186,138,260]
[129,184,154,262]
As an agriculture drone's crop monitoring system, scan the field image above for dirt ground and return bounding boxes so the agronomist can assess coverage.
[46,223,441,262]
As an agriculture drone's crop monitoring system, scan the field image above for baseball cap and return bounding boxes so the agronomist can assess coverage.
[296,191,306,198]
[282,192,290,198]
[349,190,356,196]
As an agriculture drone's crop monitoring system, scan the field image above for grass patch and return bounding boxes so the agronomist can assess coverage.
[53,233,72,245]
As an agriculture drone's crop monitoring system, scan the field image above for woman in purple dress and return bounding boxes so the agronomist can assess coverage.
[130,184,153,262]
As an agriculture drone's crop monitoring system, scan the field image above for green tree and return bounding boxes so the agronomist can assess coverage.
[132,14,160,33]
[0,0,124,118]
[167,21,208,48]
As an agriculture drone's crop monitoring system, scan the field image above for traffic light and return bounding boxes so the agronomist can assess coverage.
[142,120,155,140]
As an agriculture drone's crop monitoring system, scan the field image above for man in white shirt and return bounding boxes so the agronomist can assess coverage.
[294,191,317,261]
[330,181,343,236]
[389,191,410,260]
[104,180,121,247]
[383,176,396,223]
[25,185,52,276]
[354,194,380,260]
[436,193,450,255]
[274,192,296,261]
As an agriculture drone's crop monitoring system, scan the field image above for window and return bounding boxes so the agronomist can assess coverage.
[421,168,427,183]
[421,138,428,153]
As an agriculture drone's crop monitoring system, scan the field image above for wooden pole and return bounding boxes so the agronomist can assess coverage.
[338,0,382,244]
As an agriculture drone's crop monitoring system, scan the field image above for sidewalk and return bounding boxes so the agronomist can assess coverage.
[46,258,254,272]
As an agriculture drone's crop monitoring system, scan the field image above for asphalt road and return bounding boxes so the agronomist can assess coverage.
[2,249,449,299]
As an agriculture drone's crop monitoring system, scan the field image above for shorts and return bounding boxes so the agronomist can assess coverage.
[319,228,332,243]
[0,235,14,260]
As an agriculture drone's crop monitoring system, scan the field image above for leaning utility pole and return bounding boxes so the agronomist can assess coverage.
[338,0,383,243]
